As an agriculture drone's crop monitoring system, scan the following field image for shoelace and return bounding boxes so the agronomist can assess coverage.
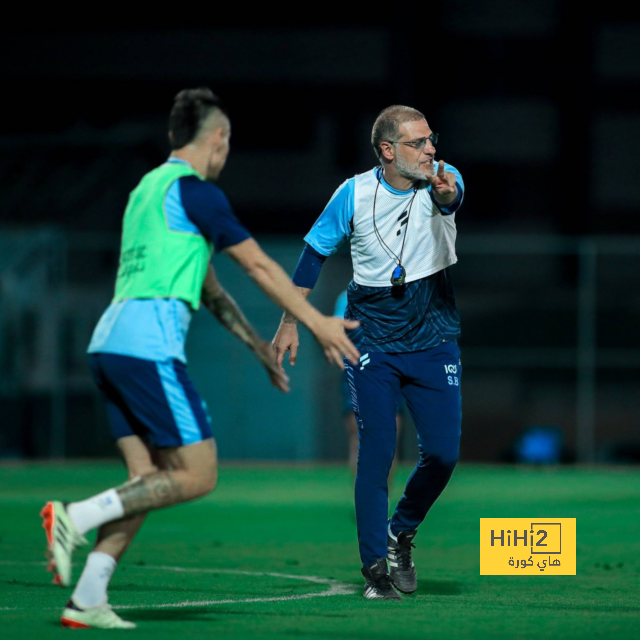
[397,540,416,569]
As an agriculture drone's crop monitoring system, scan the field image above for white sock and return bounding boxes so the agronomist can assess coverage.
[388,521,398,542]
[71,552,117,609]
[67,489,125,535]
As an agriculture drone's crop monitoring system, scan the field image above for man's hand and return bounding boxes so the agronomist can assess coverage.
[272,321,300,369]
[427,160,457,203]
[226,239,360,369]
[255,341,290,393]
[272,316,360,371]
[311,316,360,370]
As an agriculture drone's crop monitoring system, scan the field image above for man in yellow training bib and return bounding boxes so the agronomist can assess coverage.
[40,87,360,630]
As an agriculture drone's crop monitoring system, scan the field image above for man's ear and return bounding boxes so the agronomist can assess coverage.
[379,142,395,163]
[210,126,230,148]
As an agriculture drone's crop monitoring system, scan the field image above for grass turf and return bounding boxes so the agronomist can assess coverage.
[0,463,639,639]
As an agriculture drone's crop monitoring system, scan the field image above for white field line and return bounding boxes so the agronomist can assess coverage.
[117,564,354,609]
[0,561,355,611]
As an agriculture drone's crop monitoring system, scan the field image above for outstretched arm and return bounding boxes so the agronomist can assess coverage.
[179,176,356,370]
[224,238,359,369]
[200,263,290,392]
[268,180,354,369]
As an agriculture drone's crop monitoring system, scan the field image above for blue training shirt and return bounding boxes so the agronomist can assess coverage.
[298,165,464,353]
[88,158,251,363]
[303,166,463,258]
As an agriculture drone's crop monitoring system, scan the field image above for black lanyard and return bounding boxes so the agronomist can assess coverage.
[372,168,418,286]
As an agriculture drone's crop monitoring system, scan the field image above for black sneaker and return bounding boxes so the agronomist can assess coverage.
[361,558,402,600]
[388,530,418,594]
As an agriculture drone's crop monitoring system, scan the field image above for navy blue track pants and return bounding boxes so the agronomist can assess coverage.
[345,341,462,566]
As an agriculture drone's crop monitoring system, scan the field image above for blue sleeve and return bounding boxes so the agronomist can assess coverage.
[292,244,327,289]
[429,162,465,216]
[333,290,348,318]
[303,178,355,256]
[178,176,251,252]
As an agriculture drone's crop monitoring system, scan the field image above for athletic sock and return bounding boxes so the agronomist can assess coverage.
[71,552,117,609]
[388,521,398,542]
[67,489,125,535]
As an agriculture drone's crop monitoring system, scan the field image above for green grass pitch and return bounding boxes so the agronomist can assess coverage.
[1,463,639,639]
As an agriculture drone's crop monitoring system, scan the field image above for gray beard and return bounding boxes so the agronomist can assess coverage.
[395,154,427,182]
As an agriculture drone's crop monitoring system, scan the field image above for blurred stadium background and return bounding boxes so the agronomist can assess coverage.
[2,8,640,640]
[1,5,640,468]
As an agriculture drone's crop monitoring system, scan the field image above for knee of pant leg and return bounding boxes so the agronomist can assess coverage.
[440,456,459,475]
[419,451,459,473]
[439,447,460,469]
[442,456,459,473]
[418,437,460,469]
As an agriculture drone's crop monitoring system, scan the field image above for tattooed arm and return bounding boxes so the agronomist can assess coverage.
[200,264,290,392]
[201,262,262,351]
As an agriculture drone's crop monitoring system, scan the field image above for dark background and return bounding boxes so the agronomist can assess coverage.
[2,5,640,236]
[1,5,639,463]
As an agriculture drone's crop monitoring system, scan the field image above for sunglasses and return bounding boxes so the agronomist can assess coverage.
[386,133,439,150]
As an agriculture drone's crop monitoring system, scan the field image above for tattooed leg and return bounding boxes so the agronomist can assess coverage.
[92,441,158,561]
[65,439,217,539]
[116,471,185,517]
[115,439,218,517]
[90,474,182,561]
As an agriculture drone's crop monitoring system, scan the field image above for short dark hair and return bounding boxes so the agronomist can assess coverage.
[371,105,426,159]
[169,88,228,149]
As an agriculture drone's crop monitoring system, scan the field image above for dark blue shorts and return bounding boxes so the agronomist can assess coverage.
[89,353,213,448]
